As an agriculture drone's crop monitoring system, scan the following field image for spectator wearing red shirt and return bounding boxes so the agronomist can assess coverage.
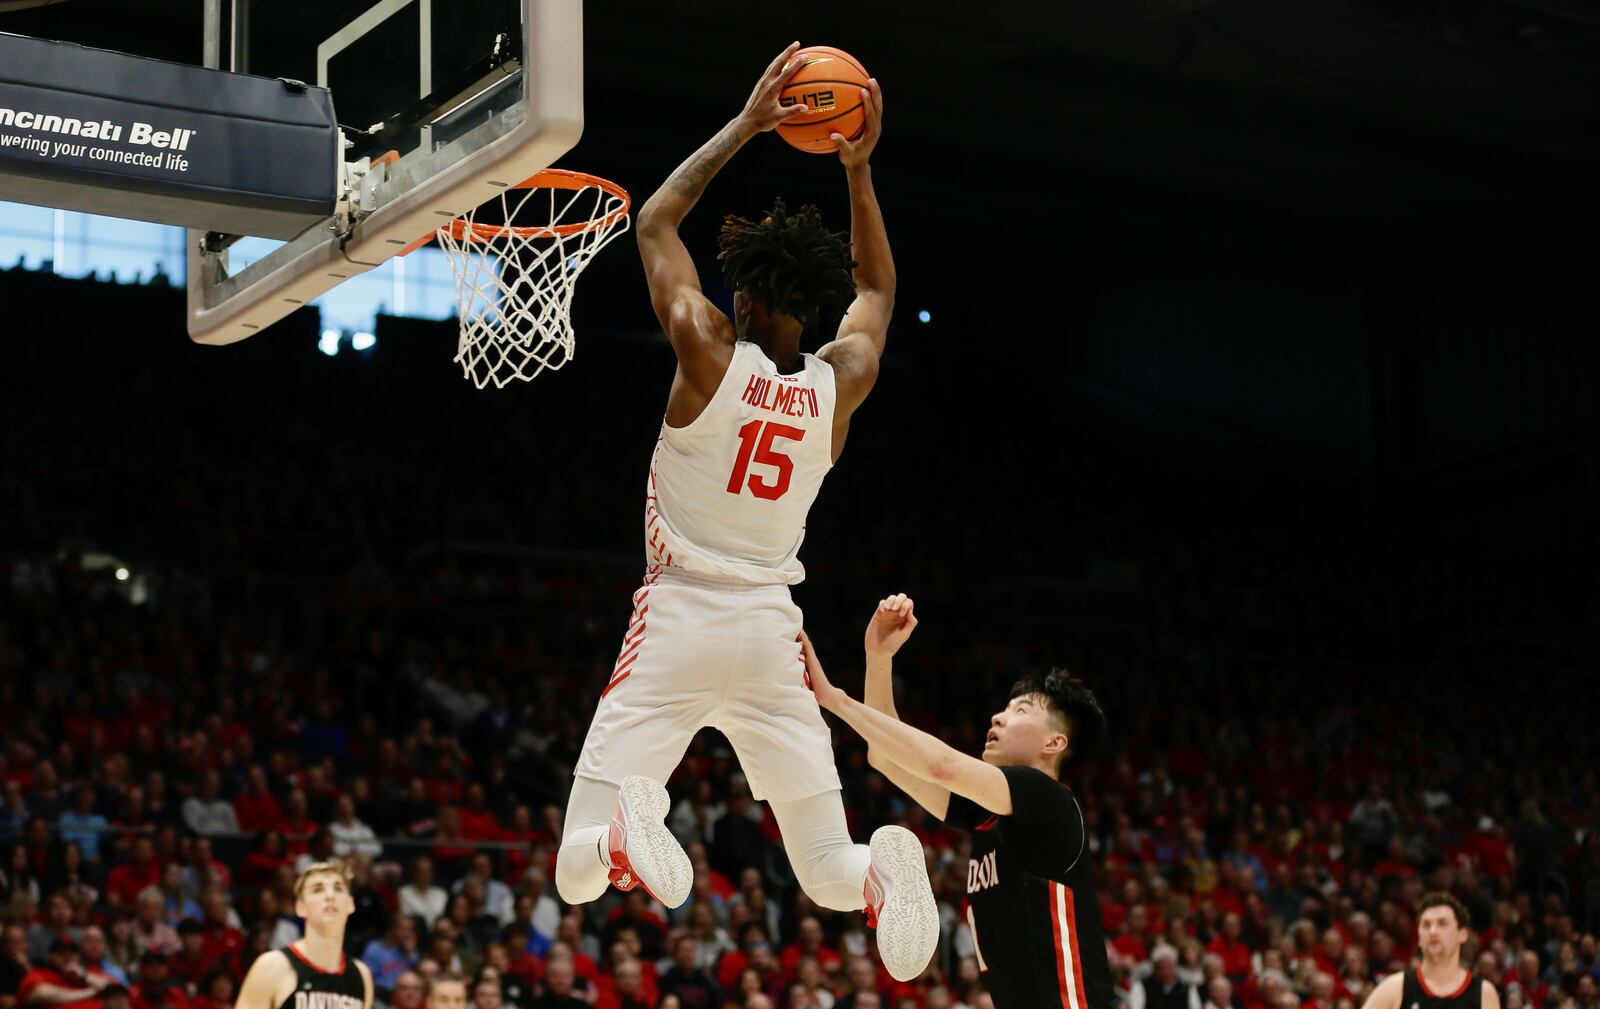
[778,919,840,982]
[1300,973,1336,1009]
[1208,914,1252,982]
[593,958,654,1009]
[1103,880,1142,934]
[1114,906,1154,964]
[165,922,211,991]
[231,768,282,835]
[196,892,243,970]
[1372,840,1417,884]
[106,838,161,909]
[273,790,319,858]
[1504,952,1548,1009]
[455,785,501,842]
[423,752,466,810]
[1313,929,1345,976]
[188,970,234,1009]
[236,832,289,891]
[128,954,189,1009]
[1335,948,1368,1002]
[1470,819,1514,880]
[715,923,771,994]
[500,805,548,883]
[18,940,109,1009]
[429,809,475,871]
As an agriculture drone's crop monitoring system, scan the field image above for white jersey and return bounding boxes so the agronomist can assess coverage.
[646,341,836,585]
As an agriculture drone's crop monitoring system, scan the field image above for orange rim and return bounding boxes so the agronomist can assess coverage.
[399,169,630,255]
[452,169,630,242]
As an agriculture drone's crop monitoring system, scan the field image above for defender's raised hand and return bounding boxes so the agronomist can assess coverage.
[864,593,917,659]
[739,42,814,132]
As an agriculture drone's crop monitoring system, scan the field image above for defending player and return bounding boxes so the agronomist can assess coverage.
[1359,894,1500,1009]
[235,863,371,1009]
[800,595,1117,1009]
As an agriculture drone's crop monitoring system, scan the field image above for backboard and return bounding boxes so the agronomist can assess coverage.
[187,0,582,345]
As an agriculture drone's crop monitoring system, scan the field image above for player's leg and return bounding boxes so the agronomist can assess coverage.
[764,789,870,910]
[717,589,939,980]
[764,790,938,981]
[556,575,723,908]
[556,775,620,903]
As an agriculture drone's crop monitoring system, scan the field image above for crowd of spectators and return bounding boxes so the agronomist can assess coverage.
[2,271,1598,1009]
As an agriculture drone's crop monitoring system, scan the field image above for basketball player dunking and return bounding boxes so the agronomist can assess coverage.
[800,595,1117,1009]
[554,43,940,981]
[1360,894,1501,1009]
[236,863,371,1009]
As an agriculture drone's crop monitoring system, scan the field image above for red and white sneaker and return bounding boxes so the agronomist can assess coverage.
[606,776,692,908]
[863,825,939,981]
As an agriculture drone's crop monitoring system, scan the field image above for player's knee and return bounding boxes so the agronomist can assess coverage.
[554,848,608,906]
[792,858,865,912]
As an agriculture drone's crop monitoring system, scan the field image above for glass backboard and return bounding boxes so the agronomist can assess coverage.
[188,0,582,346]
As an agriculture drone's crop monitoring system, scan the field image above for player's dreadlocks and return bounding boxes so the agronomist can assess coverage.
[1009,669,1108,771]
[717,199,856,329]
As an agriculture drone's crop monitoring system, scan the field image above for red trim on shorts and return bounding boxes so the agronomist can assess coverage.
[604,575,656,698]
[1049,884,1073,1009]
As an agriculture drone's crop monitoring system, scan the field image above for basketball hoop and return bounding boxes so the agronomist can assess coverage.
[429,169,631,389]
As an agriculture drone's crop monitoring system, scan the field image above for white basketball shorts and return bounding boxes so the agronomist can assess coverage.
[574,567,842,803]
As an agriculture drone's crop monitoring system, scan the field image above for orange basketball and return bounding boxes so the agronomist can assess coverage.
[775,46,871,154]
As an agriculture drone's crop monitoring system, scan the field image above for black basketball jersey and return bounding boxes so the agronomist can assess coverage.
[1400,968,1483,1009]
[277,944,366,1009]
[940,765,1115,1009]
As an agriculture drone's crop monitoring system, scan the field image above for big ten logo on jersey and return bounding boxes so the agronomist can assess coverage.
[968,850,999,894]
[780,89,836,112]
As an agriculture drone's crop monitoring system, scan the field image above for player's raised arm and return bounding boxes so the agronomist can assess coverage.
[636,42,810,396]
[858,596,953,819]
[817,78,891,416]
[802,629,1014,816]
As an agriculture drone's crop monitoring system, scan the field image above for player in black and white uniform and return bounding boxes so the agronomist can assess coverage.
[800,595,1116,1009]
[1360,894,1500,1009]
[236,863,372,1009]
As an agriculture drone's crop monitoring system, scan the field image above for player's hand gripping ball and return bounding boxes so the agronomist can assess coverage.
[775,45,873,153]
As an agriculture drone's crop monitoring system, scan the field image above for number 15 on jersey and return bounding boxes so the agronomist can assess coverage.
[727,420,805,501]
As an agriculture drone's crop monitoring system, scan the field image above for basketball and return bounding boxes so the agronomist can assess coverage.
[776,45,871,154]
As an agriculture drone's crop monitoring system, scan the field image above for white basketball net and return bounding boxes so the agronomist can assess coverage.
[435,174,631,389]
